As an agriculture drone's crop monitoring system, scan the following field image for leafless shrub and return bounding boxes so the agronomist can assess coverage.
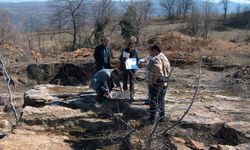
[201,0,215,38]
[49,0,87,50]
[220,0,230,24]
[0,9,16,44]
[119,0,153,41]
[90,0,115,45]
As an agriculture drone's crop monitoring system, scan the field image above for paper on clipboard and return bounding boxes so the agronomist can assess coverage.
[111,90,130,99]
[125,58,138,69]
[122,51,130,59]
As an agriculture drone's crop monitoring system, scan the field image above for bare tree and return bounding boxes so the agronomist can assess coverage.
[160,0,176,23]
[188,2,201,36]
[90,0,115,45]
[221,0,230,23]
[202,0,215,37]
[236,4,241,17]
[22,15,36,50]
[119,0,152,41]
[180,0,194,21]
[0,9,15,44]
[49,0,86,50]
[176,0,182,19]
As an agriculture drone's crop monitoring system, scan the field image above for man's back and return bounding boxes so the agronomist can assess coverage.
[89,69,112,91]
[151,52,171,85]
[94,44,111,71]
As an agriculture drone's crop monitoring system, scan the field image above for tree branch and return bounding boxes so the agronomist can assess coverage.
[0,53,19,123]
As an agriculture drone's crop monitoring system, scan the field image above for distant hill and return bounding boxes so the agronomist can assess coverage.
[152,0,250,16]
[0,1,51,30]
[0,0,249,30]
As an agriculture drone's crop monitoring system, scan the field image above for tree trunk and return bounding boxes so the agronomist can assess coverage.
[72,17,77,51]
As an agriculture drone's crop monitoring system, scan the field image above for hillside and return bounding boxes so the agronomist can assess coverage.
[0,1,51,29]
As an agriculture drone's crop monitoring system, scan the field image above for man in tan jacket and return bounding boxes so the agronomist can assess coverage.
[148,44,171,123]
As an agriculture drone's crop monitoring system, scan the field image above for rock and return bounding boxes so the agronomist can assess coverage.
[235,143,250,150]
[0,118,12,134]
[21,125,46,132]
[217,144,236,150]
[214,95,242,101]
[77,118,113,131]
[22,105,97,126]
[0,129,71,150]
[186,139,208,150]
[24,84,90,107]
[171,137,191,150]
[169,103,224,125]
[0,120,9,128]
[216,121,250,145]
[24,84,148,118]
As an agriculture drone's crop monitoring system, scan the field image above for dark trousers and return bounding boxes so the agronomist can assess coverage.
[122,70,134,99]
[149,84,166,122]
[96,93,108,104]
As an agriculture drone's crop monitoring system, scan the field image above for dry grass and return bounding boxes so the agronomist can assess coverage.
[209,28,250,42]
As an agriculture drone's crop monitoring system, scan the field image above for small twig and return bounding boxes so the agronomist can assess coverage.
[115,116,143,147]
[145,108,160,149]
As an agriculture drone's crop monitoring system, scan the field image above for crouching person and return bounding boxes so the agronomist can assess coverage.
[89,69,121,103]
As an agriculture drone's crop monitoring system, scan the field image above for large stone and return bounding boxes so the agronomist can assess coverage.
[168,102,224,125]
[0,129,71,150]
[186,139,208,150]
[22,105,96,126]
[21,105,116,131]
[21,84,149,131]
[24,84,90,107]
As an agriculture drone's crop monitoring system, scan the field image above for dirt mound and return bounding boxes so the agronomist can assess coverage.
[221,66,250,97]
[0,43,29,65]
[147,32,241,65]
[148,31,194,52]
[148,31,237,52]
[72,48,93,58]
[47,48,94,63]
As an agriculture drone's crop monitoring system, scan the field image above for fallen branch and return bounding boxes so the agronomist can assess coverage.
[0,53,19,123]
[157,59,202,136]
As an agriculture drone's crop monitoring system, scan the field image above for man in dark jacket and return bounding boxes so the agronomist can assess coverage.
[94,36,112,72]
[119,41,139,100]
[89,69,121,103]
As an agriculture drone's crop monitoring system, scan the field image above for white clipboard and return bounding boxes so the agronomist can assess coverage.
[125,58,138,69]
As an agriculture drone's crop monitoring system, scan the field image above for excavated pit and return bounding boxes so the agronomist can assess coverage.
[27,62,96,86]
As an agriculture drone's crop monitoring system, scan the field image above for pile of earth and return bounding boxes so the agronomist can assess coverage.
[221,66,250,97]
[147,31,247,66]
[0,43,29,66]
[49,48,94,63]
